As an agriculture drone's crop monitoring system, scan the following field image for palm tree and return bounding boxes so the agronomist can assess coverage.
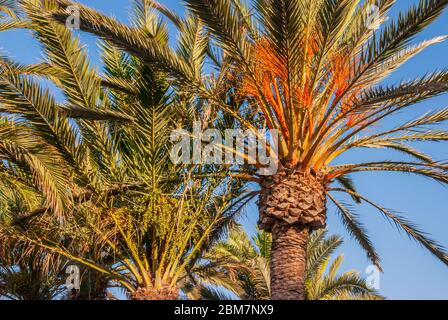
[0,0,252,300]
[42,0,448,300]
[0,122,69,301]
[191,227,382,300]
[0,236,66,300]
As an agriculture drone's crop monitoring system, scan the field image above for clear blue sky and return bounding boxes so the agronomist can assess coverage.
[1,0,447,299]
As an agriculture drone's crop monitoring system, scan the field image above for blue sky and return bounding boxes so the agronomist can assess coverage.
[1,0,447,299]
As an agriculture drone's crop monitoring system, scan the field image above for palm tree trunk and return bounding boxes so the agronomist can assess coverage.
[70,271,109,300]
[258,164,327,300]
[271,222,309,300]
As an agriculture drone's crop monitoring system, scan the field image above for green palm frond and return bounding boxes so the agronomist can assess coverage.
[344,0,395,49]
[132,0,170,43]
[335,175,362,203]
[145,0,183,29]
[308,269,381,300]
[254,0,306,66]
[59,104,134,122]
[198,286,235,300]
[185,0,251,65]
[0,18,28,31]
[196,226,382,300]
[330,187,448,266]
[331,161,448,185]
[23,1,100,110]
[328,194,382,269]
[306,229,343,282]
[351,69,448,112]
[351,0,448,90]
[48,0,195,89]
[176,16,209,80]
[0,0,21,20]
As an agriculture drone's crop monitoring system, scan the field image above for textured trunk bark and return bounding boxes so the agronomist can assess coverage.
[270,222,309,300]
[258,164,328,300]
[258,165,327,231]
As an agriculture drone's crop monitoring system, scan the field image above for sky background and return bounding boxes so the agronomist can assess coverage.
[1,0,447,299]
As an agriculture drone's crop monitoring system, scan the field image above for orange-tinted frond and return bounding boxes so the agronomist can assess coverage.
[235,39,291,142]
[330,52,351,99]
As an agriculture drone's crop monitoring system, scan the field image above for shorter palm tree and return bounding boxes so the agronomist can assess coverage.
[193,227,382,300]
[0,0,255,301]
[0,156,67,300]
[0,229,66,300]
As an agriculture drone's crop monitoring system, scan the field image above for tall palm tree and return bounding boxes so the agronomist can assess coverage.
[191,227,382,300]
[0,0,252,300]
[42,0,448,299]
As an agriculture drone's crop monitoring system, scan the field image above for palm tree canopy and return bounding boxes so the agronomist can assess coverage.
[33,0,448,272]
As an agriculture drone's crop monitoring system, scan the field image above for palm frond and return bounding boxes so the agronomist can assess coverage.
[48,0,195,90]
[306,229,343,281]
[185,0,251,65]
[327,194,382,269]
[330,188,448,266]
